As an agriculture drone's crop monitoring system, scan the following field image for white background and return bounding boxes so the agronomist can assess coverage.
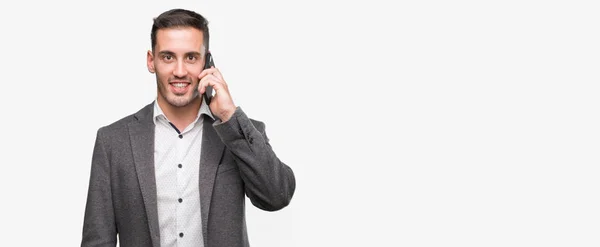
[0,0,599,246]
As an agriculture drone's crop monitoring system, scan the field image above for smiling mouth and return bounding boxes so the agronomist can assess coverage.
[169,82,192,94]
[171,82,190,88]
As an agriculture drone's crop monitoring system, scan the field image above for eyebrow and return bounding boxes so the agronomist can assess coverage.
[157,51,202,57]
[157,51,175,57]
[185,52,202,57]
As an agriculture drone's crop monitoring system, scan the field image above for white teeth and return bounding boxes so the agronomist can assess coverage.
[173,83,187,88]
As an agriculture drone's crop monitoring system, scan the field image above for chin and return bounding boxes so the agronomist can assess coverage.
[167,93,199,107]
[167,97,192,107]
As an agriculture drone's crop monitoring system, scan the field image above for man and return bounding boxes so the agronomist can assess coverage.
[81,8,296,247]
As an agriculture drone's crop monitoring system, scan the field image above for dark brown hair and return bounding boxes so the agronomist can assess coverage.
[151,9,210,53]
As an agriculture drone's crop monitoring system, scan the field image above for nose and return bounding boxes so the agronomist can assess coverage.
[173,60,188,78]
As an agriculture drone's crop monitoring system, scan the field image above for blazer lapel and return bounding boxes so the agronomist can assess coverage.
[128,103,161,247]
[199,115,225,245]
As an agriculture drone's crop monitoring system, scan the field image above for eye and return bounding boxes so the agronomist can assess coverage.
[162,55,173,61]
[186,55,198,62]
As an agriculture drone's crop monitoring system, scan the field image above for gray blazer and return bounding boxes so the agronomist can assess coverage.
[81,103,296,247]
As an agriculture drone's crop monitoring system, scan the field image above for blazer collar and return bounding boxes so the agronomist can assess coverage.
[128,102,161,247]
[199,114,225,245]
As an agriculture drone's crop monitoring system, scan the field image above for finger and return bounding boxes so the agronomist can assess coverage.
[210,66,225,81]
[198,79,224,97]
[203,69,228,90]
[198,77,210,95]
[198,67,217,80]
[198,74,224,94]
[201,74,224,87]
[208,78,228,97]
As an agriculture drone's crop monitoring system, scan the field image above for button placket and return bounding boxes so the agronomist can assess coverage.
[175,134,185,242]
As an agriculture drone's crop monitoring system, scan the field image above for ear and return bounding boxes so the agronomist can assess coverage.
[147,50,155,73]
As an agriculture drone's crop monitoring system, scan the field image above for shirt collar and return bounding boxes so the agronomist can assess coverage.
[153,98,215,125]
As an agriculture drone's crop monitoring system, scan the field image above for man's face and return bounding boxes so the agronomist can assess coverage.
[147,27,205,108]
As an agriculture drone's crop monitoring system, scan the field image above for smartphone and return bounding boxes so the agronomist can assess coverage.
[203,52,215,105]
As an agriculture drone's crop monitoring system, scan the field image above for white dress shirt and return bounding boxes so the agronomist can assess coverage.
[153,99,214,247]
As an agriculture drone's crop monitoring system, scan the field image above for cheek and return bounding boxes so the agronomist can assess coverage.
[155,72,171,85]
[155,64,174,78]
[187,64,203,80]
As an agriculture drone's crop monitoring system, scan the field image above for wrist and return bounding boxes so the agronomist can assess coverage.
[219,106,237,122]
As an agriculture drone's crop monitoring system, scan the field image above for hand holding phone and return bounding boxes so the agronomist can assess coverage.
[198,52,236,121]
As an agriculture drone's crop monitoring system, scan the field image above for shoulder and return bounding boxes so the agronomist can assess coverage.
[249,118,265,132]
[97,102,153,138]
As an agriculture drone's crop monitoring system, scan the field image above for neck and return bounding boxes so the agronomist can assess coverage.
[157,96,202,131]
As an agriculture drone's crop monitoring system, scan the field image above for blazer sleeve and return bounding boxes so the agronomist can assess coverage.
[81,128,117,247]
[214,107,296,211]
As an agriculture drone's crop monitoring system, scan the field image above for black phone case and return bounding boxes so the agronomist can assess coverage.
[203,52,214,105]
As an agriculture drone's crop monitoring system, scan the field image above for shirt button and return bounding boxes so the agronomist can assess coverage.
[178,134,183,139]
[179,232,184,238]
[178,198,183,203]
[178,164,182,168]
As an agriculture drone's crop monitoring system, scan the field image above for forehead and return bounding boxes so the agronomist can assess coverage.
[155,27,204,53]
